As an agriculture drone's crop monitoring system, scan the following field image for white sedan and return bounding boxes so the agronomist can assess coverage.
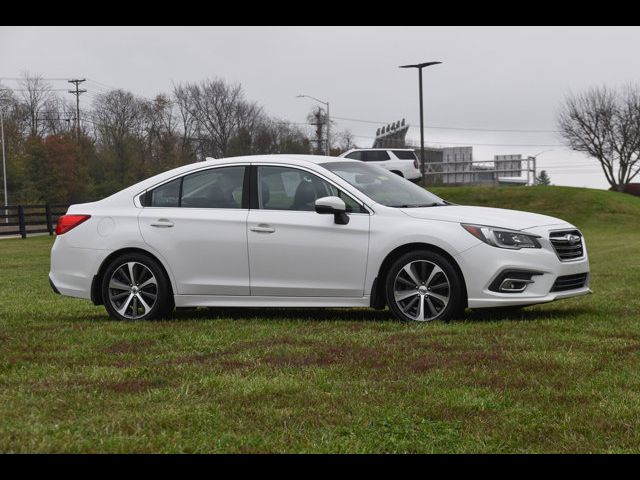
[49,155,591,322]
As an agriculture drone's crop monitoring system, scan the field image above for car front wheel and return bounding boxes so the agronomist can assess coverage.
[385,250,465,322]
[101,253,173,321]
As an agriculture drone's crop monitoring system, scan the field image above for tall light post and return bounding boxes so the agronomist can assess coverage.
[529,149,554,185]
[399,61,442,187]
[297,94,330,156]
[0,96,8,223]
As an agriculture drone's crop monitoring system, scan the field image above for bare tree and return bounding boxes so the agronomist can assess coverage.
[172,83,198,156]
[176,79,263,159]
[334,129,357,153]
[19,72,54,137]
[40,96,75,136]
[558,85,640,191]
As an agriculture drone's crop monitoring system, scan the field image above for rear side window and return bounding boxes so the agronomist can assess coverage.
[142,166,246,208]
[148,178,181,207]
[392,150,417,160]
[181,166,244,208]
[361,151,390,162]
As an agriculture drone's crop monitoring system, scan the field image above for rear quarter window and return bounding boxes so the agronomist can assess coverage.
[392,150,418,160]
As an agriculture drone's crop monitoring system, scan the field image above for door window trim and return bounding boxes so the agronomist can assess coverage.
[250,164,370,215]
[136,164,250,210]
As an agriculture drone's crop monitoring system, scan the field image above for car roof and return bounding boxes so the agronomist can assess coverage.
[203,154,352,166]
[342,148,415,152]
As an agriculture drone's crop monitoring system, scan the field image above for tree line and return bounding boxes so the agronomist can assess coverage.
[0,74,355,205]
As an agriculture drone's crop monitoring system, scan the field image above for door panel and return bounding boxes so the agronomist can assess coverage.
[247,210,369,296]
[247,165,370,297]
[139,208,250,295]
[138,165,250,296]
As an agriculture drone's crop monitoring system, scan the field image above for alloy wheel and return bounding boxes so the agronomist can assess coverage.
[393,260,450,321]
[108,262,158,320]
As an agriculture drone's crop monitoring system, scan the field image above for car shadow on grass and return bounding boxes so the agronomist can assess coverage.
[168,305,591,324]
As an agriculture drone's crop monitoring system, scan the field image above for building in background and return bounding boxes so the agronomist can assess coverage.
[370,120,528,185]
[372,119,409,148]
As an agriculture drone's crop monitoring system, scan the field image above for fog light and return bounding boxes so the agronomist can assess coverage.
[489,269,543,294]
[499,279,532,293]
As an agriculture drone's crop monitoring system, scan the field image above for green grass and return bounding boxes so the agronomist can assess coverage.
[1,186,640,453]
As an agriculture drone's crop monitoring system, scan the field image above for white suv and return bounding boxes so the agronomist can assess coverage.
[339,148,421,181]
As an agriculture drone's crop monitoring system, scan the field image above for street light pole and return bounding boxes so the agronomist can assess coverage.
[297,94,330,156]
[1,108,7,223]
[529,149,554,185]
[399,61,442,187]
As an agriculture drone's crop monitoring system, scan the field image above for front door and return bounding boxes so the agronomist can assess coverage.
[247,165,370,297]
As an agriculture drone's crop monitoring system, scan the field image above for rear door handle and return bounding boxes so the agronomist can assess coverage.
[150,219,174,228]
[250,224,276,234]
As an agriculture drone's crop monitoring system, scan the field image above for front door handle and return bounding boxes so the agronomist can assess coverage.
[150,219,174,228]
[250,224,276,234]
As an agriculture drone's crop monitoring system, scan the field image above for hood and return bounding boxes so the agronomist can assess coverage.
[400,205,569,230]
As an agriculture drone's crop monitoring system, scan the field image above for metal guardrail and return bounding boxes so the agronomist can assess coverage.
[0,204,69,238]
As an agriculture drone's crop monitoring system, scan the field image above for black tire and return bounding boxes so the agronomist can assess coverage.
[385,250,465,322]
[101,252,173,321]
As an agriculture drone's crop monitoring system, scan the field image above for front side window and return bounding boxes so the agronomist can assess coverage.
[345,151,362,160]
[144,166,245,208]
[362,151,390,162]
[321,161,445,208]
[257,166,363,213]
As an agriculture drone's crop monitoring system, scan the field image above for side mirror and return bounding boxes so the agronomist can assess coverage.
[315,196,349,225]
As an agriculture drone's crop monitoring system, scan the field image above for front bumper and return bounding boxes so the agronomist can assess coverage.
[454,231,591,309]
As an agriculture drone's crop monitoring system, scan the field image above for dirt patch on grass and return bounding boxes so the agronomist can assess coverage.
[101,379,159,394]
[260,344,388,369]
[408,349,505,373]
[470,375,531,390]
[105,339,156,355]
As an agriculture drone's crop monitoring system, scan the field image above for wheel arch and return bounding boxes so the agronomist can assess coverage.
[370,242,468,310]
[90,247,175,306]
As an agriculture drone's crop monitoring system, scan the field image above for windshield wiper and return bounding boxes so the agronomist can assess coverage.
[391,203,442,208]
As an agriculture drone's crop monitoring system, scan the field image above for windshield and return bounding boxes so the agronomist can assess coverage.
[321,161,445,208]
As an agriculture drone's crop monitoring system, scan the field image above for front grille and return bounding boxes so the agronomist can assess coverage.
[550,230,584,261]
[550,273,589,292]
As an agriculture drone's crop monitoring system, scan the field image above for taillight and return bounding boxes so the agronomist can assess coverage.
[55,215,91,235]
[414,159,419,169]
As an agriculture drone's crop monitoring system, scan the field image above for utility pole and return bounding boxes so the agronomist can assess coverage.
[399,61,442,187]
[68,78,86,140]
[297,94,331,155]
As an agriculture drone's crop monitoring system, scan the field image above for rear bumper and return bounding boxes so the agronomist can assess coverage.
[49,275,61,295]
[49,236,107,300]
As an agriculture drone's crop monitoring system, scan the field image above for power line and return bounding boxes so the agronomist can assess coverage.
[349,133,564,148]
[333,115,560,134]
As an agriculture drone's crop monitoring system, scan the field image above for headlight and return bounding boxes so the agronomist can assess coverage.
[461,224,541,249]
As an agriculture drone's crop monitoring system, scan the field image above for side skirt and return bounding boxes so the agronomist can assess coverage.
[174,295,371,308]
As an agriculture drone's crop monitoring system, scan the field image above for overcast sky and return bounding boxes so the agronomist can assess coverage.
[2,26,639,189]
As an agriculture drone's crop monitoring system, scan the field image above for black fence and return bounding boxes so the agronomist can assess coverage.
[0,204,69,238]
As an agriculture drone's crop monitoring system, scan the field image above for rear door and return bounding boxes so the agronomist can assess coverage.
[138,165,250,296]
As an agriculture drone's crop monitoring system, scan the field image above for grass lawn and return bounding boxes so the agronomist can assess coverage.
[1,185,640,453]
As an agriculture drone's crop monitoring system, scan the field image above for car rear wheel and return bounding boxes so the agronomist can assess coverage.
[385,250,465,322]
[101,253,173,321]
